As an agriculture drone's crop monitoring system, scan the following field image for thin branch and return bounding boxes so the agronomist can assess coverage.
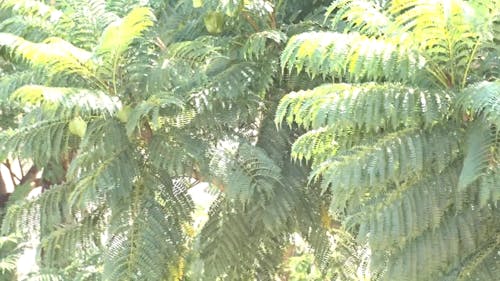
[4,159,21,185]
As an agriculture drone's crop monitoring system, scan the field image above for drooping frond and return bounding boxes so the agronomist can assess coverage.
[356,161,464,251]
[242,30,287,61]
[275,83,453,133]
[459,80,500,128]
[0,33,94,79]
[389,0,483,88]
[458,121,497,189]
[326,0,391,36]
[67,119,138,209]
[95,6,154,59]
[165,38,224,67]
[0,117,73,167]
[311,126,462,212]
[41,211,104,268]
[1,184,71,236]
[384,206,498,281]
[456,229,500,281]
[0,70,45,101]
[103,174,193,281]
[209,141,283,204]
[0,234,20,278]
[11,85,118,116]
[281,31,424,82]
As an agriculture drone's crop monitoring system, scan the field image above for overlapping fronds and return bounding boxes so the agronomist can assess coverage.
[281,31,423,82]
[276,83,453,132]
[1,183,70,236]
[477,168,500,207]
[0,69,44,101]
[67,119,138,209]
[385,207,497,281]
[326,0,390,36]
[356,161,463,250]
[0,117,74,166]
[210,141,283,204]
[276,1,500,280]
[41,211,104,268]
[390,0,481,88]
[459,80,500,128]
[242,30,287,60]
[315,126,461,210]
[11,85,118,115]
[0,234,20,278]
[104,174,193,281]
[0,33,94,78]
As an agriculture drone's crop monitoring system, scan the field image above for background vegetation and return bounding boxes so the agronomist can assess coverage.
[0,0,498,280]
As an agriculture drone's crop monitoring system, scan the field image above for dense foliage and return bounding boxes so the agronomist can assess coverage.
[0,0,498,280]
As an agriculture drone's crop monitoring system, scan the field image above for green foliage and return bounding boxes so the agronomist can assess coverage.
[277,0,500,280]
[1,0,498,280]
[0,234,20,280]
[0,0,357,280]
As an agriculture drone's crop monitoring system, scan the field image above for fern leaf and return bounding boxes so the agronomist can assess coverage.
[311,126,462,212]
[458,121,495,189]
[103,174,193,281]
[11,85,118,115]
[275,83,453,132]
[326,0,390,36]
[357,162,463,251]
[459,80,500,129]
[243,30,287,60]
[95,7,154,59]
[384,207,497,281]
[281,32,423,82]
[0,33,94,78]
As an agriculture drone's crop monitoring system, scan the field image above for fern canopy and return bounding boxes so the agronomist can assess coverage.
[0,0,499,281]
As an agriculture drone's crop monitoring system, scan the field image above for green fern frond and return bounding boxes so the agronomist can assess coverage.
[210,141,283,204]
[104,174,193,281]
[11,85,118,115]
[275,83,453,132]
[1,118,73,167]
[311,126,462,212]
[356,162,463,251]
[67,120,137,209]
[0,0,63,25]
[95,7,154,59]
[242,30,287,60]
[105,0,147,17]
[148,133,207,177]
[0,69,44,101]
[0,15,54,41]
[457,231,500,281]
[384,207,497,281]
[0,234,20,276]
[124,95,184,137]
[198,195,288,280]
[459,80,500,128]
[390,0,482,88]
[281,31,423,82]
[0,33,94,78]
[458,121,496,189]
[42,211,104,268]
[165,38,224,66]
[290,127,337,164]
[326,0,390,36]
[1,184,71,236]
